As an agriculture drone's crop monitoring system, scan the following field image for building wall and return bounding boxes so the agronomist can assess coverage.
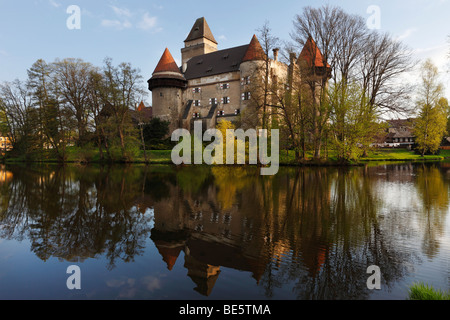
[182,39,218,66]
[185,71,243,118]
[152,86,183,132]
[0,136,12,155]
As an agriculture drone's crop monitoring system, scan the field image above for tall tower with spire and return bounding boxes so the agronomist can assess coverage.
[181,17,218,68]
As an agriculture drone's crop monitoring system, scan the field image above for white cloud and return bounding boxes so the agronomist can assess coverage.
[101,19,132,30]
[111,6,132,18]
[0,49,7,56]
[49,0,61,8]
[137,13,158,31]
[396,28,417,41]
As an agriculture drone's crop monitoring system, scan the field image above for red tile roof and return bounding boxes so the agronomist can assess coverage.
[137,101,147,112]
[153,48,182,74]
[242,35,266,62]
[298,36,330,68]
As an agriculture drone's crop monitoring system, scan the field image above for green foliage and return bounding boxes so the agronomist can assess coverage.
[109,136,141,162]
[70,144,97,163]
[143,117,171,150]
[328,81,384,162]
[413,60,448,156]
[408,282,450,300]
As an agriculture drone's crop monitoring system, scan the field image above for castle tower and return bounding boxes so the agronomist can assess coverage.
[148,48,187,131]
[297,36,331,79]
[297,36,332,107]
[181,17,218,68]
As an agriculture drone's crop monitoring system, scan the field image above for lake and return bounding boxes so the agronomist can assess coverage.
[0,162,449,300]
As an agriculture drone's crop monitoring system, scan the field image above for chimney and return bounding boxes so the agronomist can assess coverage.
[289,52,296,65]
[273,48,279,62]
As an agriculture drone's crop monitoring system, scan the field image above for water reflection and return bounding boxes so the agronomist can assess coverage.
[0,163,448,299]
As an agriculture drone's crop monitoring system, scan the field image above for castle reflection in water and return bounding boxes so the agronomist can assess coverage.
[0,163,448,299]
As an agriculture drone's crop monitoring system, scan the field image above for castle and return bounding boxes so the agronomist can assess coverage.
[147,17,330,133]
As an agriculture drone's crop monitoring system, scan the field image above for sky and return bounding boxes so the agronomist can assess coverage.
[0,0,449,107]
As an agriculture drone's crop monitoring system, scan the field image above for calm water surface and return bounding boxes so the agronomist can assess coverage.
[0,163,449,300]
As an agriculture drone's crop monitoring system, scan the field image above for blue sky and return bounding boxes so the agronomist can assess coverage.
[0,0,449,106]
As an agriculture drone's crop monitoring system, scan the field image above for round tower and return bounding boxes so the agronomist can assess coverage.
[148,48,187,132]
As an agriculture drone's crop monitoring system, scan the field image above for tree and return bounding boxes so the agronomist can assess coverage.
[27,59,74,160]
[143,117,170,150]
[257,21,280,130]
[289,5,413,159]
[86,68,108,161]
[0,79,37,156]
[53,58,95,146]
[328,81,384,162]
[414,60,448,156]
[100,58,145,162]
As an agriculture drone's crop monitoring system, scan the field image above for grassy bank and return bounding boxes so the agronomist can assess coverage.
[408,283,450,300]
[3,147,450,166]
[360,148,450,162]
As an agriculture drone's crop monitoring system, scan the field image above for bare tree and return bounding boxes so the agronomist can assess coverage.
[289,5,414,159]
[53,58,95,146]
[0,80,36,155]
[258,21,280,130]
[359,32,414,116]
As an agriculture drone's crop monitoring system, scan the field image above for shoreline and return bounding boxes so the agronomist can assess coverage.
[2,147,449,167]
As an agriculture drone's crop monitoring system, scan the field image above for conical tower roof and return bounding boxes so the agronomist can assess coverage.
[148,48,187,91]
[241,35,266,62]
[298,36,330,68]
[184,17,217,44]
[153,48,183,74]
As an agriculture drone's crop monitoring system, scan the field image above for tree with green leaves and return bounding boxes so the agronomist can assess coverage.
[143,117,170,150]
[100,58,145,162]
[328,81,384,162]
[414,59,448,156]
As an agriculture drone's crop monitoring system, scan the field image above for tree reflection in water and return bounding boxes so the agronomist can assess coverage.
[0,163,448,299]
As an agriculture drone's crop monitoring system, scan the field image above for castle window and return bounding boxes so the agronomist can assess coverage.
[241,76,251,85]
[242,92,251,101]
[217,110,225,117]
[160,92,163,97]
[193,87,201,93]
[193,112,201,118]
[194,100,201,106]
[209,98,218,105]
[220,83,230,90]
[235,109,241,115]
[221,97,230,104]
